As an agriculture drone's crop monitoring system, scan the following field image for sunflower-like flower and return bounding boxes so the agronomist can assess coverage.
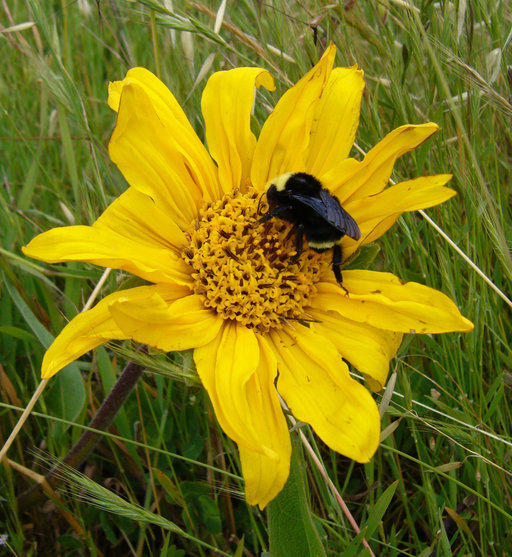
[23,45,473,508]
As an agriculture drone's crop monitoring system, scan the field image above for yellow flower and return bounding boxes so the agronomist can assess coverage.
[23,45,473,509]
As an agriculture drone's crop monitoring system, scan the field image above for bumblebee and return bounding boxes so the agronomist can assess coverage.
[259,172,361,284]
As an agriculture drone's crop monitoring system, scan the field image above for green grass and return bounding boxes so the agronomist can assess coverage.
[1,0,511,555]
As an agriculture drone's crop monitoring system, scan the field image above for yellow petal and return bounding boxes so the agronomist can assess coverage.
[309,309,403,391]
[194,323,287,461]
[201,67,275,194]
[41,284,189,379]
[239,335,292,509]
[341,174,455,259]
[95,187,187,255]
[22,225,192,286]
[108,67,220,202]
[251,44,337,190]
[306,66,365,176]
[323,123,439,203]
[109,293,223,352]
[109,82,208,230]
[239,445,290,511]
[270,326,380,462]
[108,67,193,129]
[312,271,474,334]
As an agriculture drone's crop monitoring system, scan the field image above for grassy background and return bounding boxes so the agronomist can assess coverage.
[1,0,511,555]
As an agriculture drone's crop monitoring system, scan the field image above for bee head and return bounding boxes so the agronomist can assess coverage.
[265,172,294,193]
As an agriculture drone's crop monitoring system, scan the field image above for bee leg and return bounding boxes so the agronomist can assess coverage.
[256,191,267,215]
[282,225,303,278]
[291,224,305,263]
[332,244,348,295]
[259,204,293,224]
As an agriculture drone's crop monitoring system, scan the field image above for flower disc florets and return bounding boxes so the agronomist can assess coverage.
[183,188,329,333]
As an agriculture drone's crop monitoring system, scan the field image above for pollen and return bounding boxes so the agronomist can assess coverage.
[182,189,328,333]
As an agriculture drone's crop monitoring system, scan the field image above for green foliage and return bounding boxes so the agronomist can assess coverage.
[267,438,327,557]
[1,0,511,555]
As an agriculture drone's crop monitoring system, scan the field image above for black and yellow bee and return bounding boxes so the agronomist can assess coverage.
[260,172,361,284]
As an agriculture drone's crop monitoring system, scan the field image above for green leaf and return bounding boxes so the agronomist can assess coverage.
[44,364,86,438]
[342,480,398,556]
[181,481,222,536]
[344,243,381,271]
[267,437,327,557]
[154,469,185,506]
[5,278,86,435]
[232,536,245,557]
[0,325,36,342]
[4,278,54,348]
[362,480,398,540]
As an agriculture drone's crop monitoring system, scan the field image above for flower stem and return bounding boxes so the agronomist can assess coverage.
[267,436,327,557]
[281,396,375,556]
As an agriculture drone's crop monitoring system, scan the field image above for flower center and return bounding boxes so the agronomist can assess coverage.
[182,188,329,333]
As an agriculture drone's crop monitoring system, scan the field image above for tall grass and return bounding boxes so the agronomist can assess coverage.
[1,0,511,555]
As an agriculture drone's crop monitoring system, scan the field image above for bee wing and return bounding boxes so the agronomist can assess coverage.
[292,190,361,241]
[338,209,361,241]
